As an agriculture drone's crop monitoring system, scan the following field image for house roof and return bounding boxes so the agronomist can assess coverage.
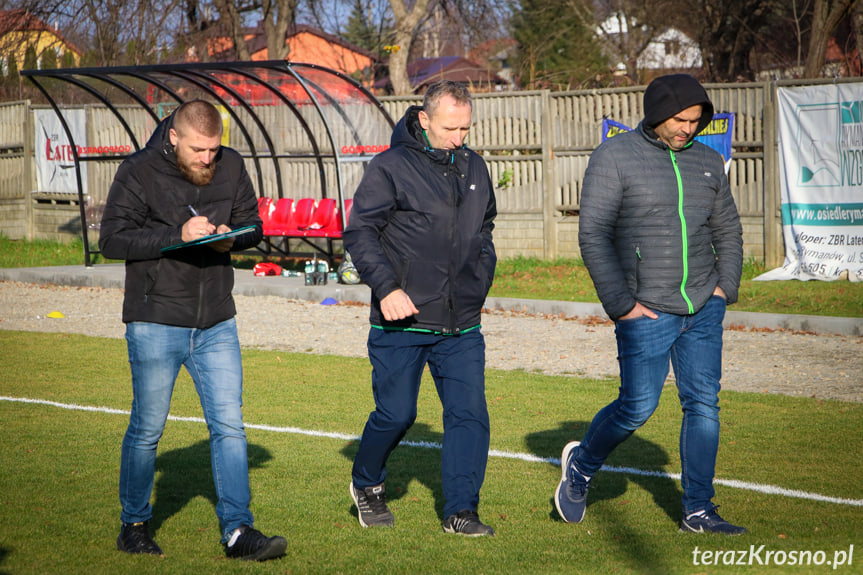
[252,24,379,62]
[375,56,508,92]
[208,23,378,63]
[0,9,82,55]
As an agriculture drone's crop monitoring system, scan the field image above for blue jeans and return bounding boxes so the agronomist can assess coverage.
[352,328,490,518]
[572,296,727,514]
[120,318,253,542]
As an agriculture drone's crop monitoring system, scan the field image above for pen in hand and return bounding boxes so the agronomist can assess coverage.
[188,205,200,217]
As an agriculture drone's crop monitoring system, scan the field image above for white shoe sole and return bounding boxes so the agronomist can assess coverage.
[554,440,582,523]
[349,482,370,528]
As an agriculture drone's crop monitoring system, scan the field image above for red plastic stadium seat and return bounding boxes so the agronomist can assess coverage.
[258,197,273,225]
[304,198,336,237]
[322,199,348,238]
[264,197,293,235]
[291,198,316,233]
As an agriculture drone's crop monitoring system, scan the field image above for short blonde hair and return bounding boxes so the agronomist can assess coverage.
[174,100,222,138]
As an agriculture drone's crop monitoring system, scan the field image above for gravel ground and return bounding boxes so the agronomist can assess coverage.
[2,281,861,403]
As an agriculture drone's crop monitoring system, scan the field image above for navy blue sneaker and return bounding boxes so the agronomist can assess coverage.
[680,506,748,535]
[554,440,591,523]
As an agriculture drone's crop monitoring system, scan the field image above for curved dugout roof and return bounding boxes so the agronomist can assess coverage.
[21,60,395,265]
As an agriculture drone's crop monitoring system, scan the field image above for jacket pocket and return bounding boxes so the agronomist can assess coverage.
[401,258,447,307]
[630,243,642,294]
[143,260,161,302]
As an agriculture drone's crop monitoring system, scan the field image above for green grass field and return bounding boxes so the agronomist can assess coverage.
[1,331,860,574]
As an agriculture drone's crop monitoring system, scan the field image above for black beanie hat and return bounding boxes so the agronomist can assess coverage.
[642,74,714,136]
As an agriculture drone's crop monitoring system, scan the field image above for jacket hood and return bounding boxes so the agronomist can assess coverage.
[391,105,465,165]
[146,112,175,157]
[391,105,425,149]
[642,74,714,136]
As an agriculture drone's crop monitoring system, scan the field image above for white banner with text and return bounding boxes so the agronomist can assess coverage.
[757,83,863,282]
[34,108,88,195]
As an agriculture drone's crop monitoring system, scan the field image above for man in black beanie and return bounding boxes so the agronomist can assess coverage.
[554,74,746,534]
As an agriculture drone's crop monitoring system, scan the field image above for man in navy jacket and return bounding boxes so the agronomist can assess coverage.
[554,74,746,535]
[344,81,497,536]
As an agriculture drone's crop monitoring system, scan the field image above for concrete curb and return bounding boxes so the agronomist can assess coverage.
[1,264,860,337]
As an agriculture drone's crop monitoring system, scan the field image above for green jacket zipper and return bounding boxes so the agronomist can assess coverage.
[669,150,695,314]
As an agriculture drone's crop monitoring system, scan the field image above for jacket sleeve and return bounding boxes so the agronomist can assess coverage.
[709,168,744,304]
[578,144,637,320]
[227,157,263,251]
[342,158,401,300]
[98,160,182,261]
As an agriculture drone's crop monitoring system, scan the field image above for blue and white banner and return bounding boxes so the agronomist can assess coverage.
[601,113,734,174]
[756,84,863,282]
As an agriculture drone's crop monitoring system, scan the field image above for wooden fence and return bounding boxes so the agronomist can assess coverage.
[378,83,779,264]
[0,83,788,264]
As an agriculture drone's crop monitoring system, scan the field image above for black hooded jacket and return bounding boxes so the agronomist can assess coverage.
[343,105,497,334]
[99,111,263,329]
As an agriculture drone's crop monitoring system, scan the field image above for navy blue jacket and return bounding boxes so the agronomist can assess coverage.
[343,106,497,334]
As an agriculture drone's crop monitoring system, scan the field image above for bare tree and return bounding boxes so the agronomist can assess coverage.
[688,0,777,81]
[211,0,253,60]
[261,0,298,59]
[565,0,678,84]
[208,0,297,60]
[387,0,434,94]
[803,0,859,77]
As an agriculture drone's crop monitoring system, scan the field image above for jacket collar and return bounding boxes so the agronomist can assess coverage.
[393,105,469,167]
[637,121,695,152]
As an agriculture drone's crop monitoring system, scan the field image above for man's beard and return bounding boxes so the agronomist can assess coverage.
[177,152,216,186]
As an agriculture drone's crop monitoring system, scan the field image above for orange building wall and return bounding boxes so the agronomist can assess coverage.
[251,32,372,76]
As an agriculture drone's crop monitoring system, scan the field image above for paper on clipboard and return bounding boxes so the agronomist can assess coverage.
[161,225,257,252]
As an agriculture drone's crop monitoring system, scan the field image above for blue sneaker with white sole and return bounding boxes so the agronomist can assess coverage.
[554,440,591,523]
[680,506,747,535]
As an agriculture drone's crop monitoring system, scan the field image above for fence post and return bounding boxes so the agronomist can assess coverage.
[541,89,557,259]
[24,102,34,240]
[762,81,783,268]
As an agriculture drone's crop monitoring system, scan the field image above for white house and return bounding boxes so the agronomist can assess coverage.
[599,15,702,74]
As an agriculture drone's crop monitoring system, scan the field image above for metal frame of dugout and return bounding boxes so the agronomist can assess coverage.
[21,60,396,267]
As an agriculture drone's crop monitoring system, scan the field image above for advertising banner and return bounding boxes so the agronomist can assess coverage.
[34,108,87,194]
[756,84,863,282]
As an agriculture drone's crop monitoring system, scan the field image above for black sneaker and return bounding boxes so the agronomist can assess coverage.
[680,506,748,535]
[554,440,591,523]
[117,521,163,556]
[350,482,394,527]
[224,525,287,561]
[442,510,495,537]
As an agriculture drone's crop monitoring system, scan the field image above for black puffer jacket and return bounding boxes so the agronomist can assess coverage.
[99,112,262,329]
[343,106,497,334]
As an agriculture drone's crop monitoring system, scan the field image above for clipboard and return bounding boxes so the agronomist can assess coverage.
[161,225,257,252]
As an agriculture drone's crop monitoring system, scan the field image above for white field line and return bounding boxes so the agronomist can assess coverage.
[4,395,862,508]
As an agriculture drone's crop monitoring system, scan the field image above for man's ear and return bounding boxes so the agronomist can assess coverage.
[418,110,429,130]
[169,128,178,147]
